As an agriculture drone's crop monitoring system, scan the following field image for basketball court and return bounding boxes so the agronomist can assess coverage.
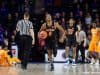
[0,63,100,75]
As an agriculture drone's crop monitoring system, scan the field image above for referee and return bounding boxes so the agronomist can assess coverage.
[16,12,35,70]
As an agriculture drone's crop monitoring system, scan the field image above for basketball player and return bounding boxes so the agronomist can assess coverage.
[65,18,77,65]
[95,26,100,65]
[39,13,65,71]
[88,22,99,65]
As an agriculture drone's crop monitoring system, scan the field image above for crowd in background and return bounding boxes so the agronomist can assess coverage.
[0,0,99,54]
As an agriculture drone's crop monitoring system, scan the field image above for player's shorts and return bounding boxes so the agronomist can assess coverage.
[45,37,56,50]
[96,41,100,53]
[88,41,97,52]
[65,36,76,48]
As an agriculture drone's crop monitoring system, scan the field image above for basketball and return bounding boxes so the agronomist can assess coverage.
[38,31,47,39]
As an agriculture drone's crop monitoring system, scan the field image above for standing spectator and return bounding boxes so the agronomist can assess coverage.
[85,12,92,29]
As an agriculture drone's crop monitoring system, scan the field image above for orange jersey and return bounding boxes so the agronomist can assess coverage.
[88,28,99,52]
[96,28,100,52]
[91,28,98,42]
[0,50,21,67]
[96,41,100,53]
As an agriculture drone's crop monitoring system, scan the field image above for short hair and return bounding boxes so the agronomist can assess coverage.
[24,12,29,18]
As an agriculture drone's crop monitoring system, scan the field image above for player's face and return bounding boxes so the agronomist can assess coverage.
[92,23,96,28]
[46,14,52,21]
[24,15,29,20]
[69,19,74,24]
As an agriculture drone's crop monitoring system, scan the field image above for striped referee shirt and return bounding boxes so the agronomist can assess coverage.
[16,19,33,36]
[76,30,86,44]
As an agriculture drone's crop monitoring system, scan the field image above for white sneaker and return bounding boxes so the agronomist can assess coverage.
[95,60,99,65]
[72,61,76,66]
[64,60,69,69]
[65,60,70,65]
[90,62,94,64]
[90,58,95,64]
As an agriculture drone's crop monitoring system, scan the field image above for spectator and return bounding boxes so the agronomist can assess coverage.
[67,12,74,19]
[13,12,20,30]
[0,25,4,46]
[55,12,61,22]
[90,0,99,13]
[60,18,66,29]
[95,17,100,27]
[5,13,14,33]
[75,4,82,20]
[0,2,8,25]
[85,12,92,29]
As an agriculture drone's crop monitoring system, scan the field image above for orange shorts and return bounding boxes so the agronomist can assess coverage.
[88,41,97,52]
[96,41,100,53]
